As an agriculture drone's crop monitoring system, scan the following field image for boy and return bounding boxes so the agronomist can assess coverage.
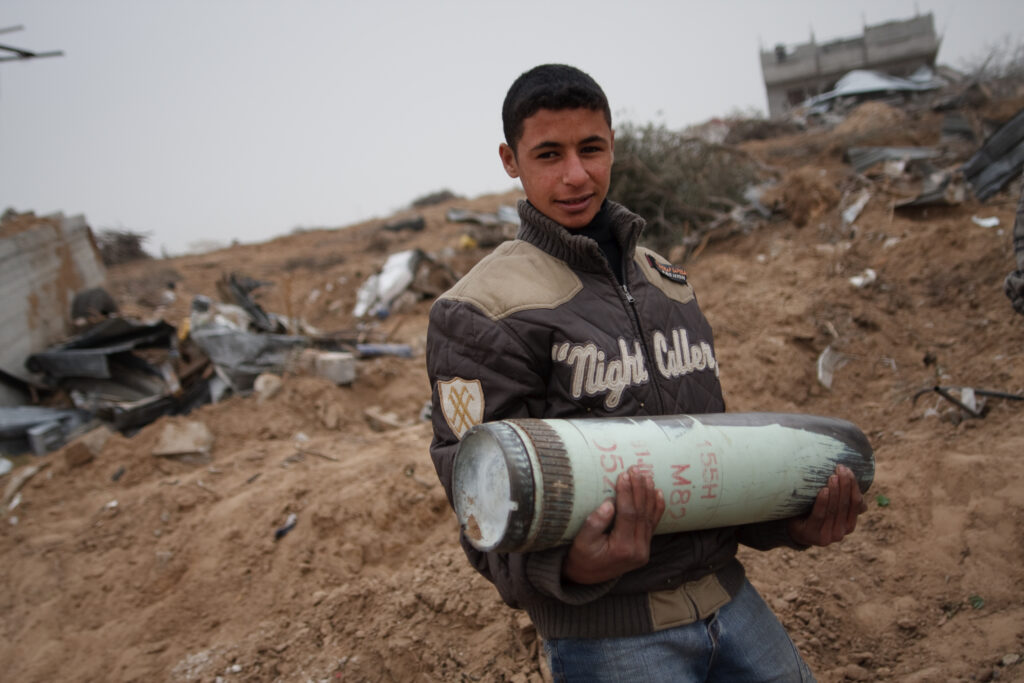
[426,64,863,682]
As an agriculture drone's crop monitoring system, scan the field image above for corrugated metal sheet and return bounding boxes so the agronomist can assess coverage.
[0,213,107,384]
[844,146,939,173]
[963,107,1024,201]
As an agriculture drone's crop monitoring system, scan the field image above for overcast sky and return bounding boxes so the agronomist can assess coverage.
[2,0,1022,255]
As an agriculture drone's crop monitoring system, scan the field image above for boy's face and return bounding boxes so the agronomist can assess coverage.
[499,107,614,229]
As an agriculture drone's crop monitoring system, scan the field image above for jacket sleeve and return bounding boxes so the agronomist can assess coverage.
[426,296,619,608]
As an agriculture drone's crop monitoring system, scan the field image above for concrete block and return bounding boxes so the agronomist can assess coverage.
[27,421,63,456]
[314,351,356,386]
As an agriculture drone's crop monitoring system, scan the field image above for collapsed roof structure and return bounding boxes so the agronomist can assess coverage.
[761,13,940,118]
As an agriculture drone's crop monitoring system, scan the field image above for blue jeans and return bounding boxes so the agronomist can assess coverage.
[543,579,815,682]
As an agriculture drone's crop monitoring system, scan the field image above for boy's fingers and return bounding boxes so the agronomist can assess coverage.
[576,499,615,548]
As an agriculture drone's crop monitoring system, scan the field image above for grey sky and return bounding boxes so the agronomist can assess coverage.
[2,0,1022,255]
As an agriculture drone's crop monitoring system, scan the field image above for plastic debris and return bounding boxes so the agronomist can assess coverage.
[816,345,851,389]
[841,190,872,226]
[353,250,424,319]
[849,269,877,288]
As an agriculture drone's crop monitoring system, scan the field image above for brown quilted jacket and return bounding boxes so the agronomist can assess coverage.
[426,200,793,639]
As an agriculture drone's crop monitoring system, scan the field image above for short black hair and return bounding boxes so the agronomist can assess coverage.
[502,64,611,153]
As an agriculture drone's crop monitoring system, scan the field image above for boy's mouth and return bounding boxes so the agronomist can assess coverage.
[555,194,594,211]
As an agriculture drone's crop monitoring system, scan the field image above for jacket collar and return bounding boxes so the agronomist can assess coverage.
[515,199,645,273]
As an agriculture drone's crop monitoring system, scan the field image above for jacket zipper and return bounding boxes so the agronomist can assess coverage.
[618,263,667,416]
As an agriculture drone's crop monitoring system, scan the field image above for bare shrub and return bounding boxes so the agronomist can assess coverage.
[960,36,1024,98]
[609,122,760,255]
[724,117,803,144]
[96,229,152,265]
[411,189,460,208]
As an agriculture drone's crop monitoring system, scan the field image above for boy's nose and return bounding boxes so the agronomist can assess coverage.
[562,154,588,186]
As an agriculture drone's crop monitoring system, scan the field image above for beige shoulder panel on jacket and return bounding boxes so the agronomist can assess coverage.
[634,246,695,305]
[440,240,583,321]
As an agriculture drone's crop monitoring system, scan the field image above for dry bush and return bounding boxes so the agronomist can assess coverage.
[724,117,803,144]
[609,122,760,254]
[961,36,1024,98]
[96,228,152,265]
[410,189,460,208]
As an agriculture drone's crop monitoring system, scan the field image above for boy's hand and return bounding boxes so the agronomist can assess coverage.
[563,466,665,584]
[788,464,867,547]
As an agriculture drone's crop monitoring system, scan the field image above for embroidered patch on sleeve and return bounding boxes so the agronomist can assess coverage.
[438,377,485,439]
[646,254,688,285]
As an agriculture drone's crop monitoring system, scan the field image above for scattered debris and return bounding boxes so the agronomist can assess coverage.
[446,206,521,247]
[445,206,520,228]
[894,167,968,209]
[382,216,426,233]
[849,269,877,288]
[845,147,940,175]
[841,189,872,226]
[189,318,307,394]
[911,385,1024,419]
[294,446,339,463]
[215,272,281,333]
[253,373,284,403]
[70,286,119,322]
[25,317,211,433]
[274,513,298,540]
[2,461,49,508]
[152,420,214,459]
[940,112,977,142]
[363,405,413,432]
[312,351,356,386]
[816,346,852,389]
[353,249,456,319]
[0,406,92,456]
[354,250,425,319]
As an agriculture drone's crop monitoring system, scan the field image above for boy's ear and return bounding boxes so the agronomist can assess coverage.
[499,142,520,179]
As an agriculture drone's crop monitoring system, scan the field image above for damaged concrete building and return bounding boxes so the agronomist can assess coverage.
[761,13,940,118]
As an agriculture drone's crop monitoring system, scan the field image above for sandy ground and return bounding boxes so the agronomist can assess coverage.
[2,100,1024,682]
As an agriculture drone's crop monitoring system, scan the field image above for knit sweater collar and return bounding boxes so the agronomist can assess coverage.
[515,199,645,273]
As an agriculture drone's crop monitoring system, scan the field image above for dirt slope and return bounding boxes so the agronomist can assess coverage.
[2,104,1024,682]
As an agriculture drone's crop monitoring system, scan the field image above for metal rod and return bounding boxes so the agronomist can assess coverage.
[0,50,64,62]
